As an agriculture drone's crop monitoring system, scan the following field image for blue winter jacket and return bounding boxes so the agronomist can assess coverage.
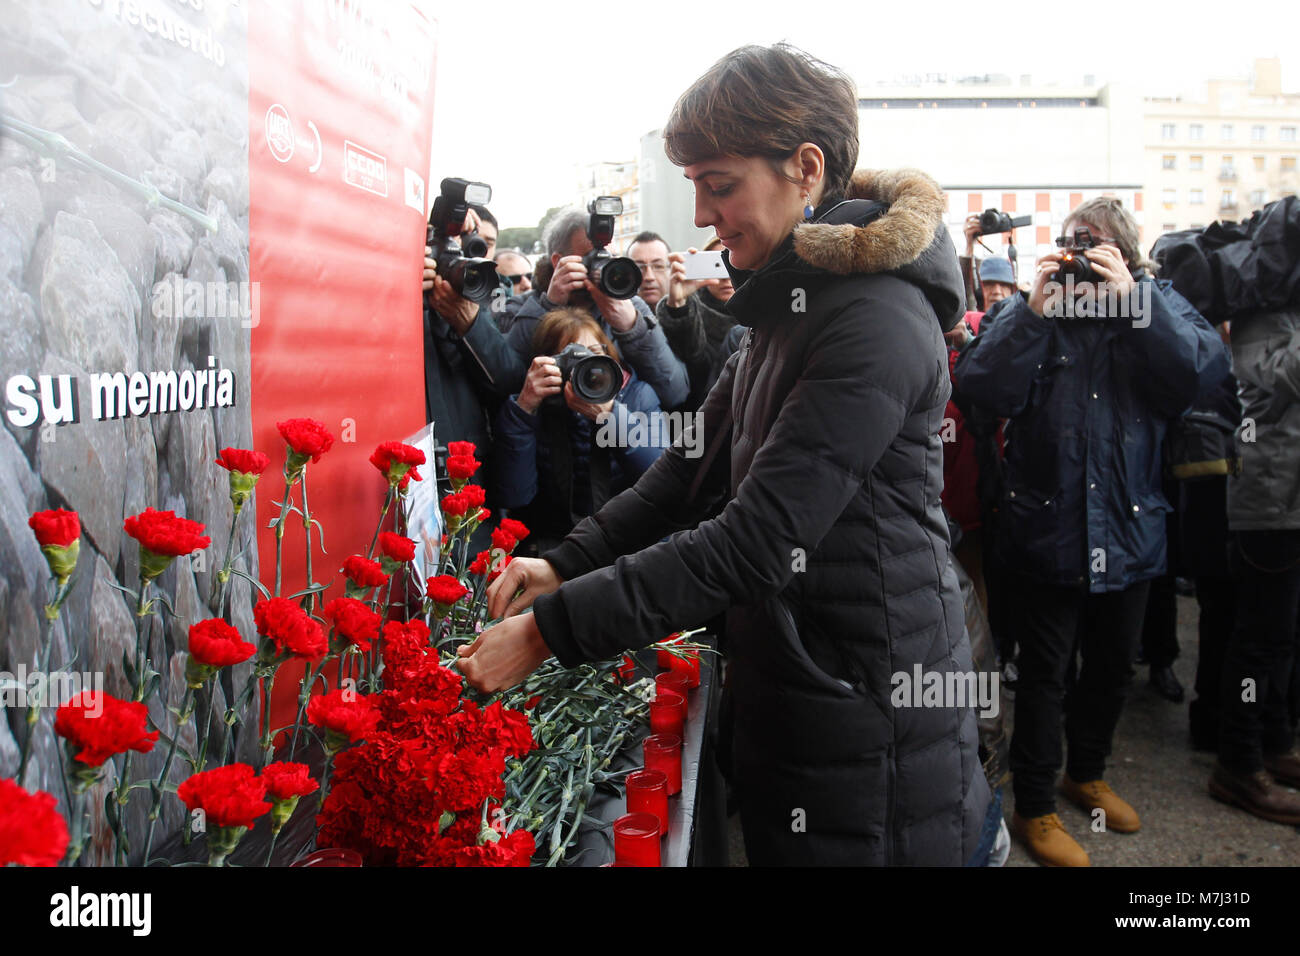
[491,370,669,543]
[953,278,1229,591]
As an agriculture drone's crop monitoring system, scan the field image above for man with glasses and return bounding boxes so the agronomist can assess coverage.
[627,231,671,310]
[495,249,534,298]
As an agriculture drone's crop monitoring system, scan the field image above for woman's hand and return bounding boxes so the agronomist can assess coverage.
[564,381,614,421]
[516,356,562,414]
[487,556,564,619]
[456,613,551,693]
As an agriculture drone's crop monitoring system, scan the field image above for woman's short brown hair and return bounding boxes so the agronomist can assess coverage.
[664,43,860,201]
[530,308,621,364]
[1065,197,1159,275]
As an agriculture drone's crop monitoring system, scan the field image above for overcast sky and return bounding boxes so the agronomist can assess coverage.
[429,0,1299,228]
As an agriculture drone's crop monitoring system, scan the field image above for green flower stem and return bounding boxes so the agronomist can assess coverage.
[366,486,396,560]
[216,670,259,769]
[258,670,279,767]
[272,473,295,598]
[287,657,328,762]
[16,577,67,784]
[141,685,196,863]
[213,509,238,616]
[112,751,134,867]
[301,471,316,614]
[131,579,153,701]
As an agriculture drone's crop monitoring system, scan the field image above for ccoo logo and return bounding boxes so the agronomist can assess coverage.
[265,104,294,163]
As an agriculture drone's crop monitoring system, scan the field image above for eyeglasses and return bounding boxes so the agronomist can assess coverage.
[636,261,669,274]
[503,273,533,284]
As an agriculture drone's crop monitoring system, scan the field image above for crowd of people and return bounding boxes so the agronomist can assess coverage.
[422,43,1300,868]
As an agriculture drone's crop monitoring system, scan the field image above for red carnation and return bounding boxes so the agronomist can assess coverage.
[460,484,486,509]
[28,509,80,583]
[28,509,80,548]
[342,555,388,589]
[490,526,519,554]
[447,441,477,459]
[468,550,491,577]
[307,689,381,748]
[446,456,480,481]
[323,597,382,653]
[498,518,530,542]
[124,508,210,580]
[0,779,69,867]
[441,492,470,518]
[177,763,271,830]
[187,619,256,685]
[370,441,426,487]
[253,597,328,660]
[54,692,159,768]
[214,448,270,475]
[261,762,319,802]
[378,532,416,563]
[427,575,469,607]
[277,418,335,469]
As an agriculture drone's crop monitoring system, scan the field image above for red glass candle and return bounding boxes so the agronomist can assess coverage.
[626,769,670,835]
[643,733,683,796]
[617,654,637,683]
[649,688,685,739]
[655,671,690,700]
[613,812,661,866]
[668,649,701,688]
[655,634,682,669]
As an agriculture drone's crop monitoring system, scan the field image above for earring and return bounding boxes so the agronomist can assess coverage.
[802,193,814,221]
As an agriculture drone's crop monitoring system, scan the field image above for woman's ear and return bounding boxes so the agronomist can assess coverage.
[795,143,826,202]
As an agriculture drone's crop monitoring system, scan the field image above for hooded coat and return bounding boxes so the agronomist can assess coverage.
[533,169,992,865]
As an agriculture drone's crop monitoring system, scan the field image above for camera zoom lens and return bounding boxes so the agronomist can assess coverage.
[600,256,642,299]
[574,355,621,403]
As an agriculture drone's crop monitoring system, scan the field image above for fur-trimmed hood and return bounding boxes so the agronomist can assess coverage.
[725,167,965,332]
[794,168,949,276]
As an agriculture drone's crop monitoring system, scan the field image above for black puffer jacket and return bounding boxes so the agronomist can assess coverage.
[534,169,991,865]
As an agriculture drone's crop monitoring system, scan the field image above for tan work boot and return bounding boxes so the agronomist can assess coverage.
[1011,812,1090,867]
[1061,775,1141,833]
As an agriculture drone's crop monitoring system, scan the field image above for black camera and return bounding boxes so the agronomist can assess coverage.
[545,343,622,407]
[582,196,641,299]
[427,177,498,303]
[1052,227,1103,283]
[978,208,1033,235]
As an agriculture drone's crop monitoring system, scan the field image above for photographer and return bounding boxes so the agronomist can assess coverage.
[490,308,669,556]
[423,200,528,547]
[962,213,1025,311]
[954,197,1227,866]
[502,209,689,410]
[657,235,741,413]
[627,231,672,310]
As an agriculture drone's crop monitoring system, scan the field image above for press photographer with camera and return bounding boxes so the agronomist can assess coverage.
[422,179,529,548]
[655,234,741,413]
[501,203,689,411]
[954,197,1228,866]
[962,209,1029,311]
[490,308,669,556]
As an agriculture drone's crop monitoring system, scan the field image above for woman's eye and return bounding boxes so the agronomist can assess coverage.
[709,185,733,197]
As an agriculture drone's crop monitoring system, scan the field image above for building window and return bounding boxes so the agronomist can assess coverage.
[1190,188,1205,204]
[1222,123,1234,140]
[1220,189,1237,209]
[1162,223,1177,232]
[1162,187,1177,206]
[1162,154,1176,169]
[1255,155,1267,172]
[1190,223,1205,229]
[1220,155,1236,180]
[1190,123,1204,140]
[1249,189,1266,205]
[1161,123,1176,139]
[1282,126,1297,142]
[1189,154,1204,171]
[1282,157,1297,172]
[1252,124,1266,141]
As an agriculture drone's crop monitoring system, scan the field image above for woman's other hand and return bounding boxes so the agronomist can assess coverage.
[457,613,551,692]
[516,356,562,414]
[487,556,565,619]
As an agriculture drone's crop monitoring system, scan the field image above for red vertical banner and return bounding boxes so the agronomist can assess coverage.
[248,1,437,723]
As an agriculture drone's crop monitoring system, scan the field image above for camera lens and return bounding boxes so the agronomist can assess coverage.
[462,232,488,259]
[573,355,622,403]
[599,256,642,300]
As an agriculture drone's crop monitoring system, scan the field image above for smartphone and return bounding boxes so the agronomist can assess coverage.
[682,250,727,281]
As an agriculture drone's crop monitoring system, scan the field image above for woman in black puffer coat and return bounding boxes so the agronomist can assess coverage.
[459,44,993,866]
